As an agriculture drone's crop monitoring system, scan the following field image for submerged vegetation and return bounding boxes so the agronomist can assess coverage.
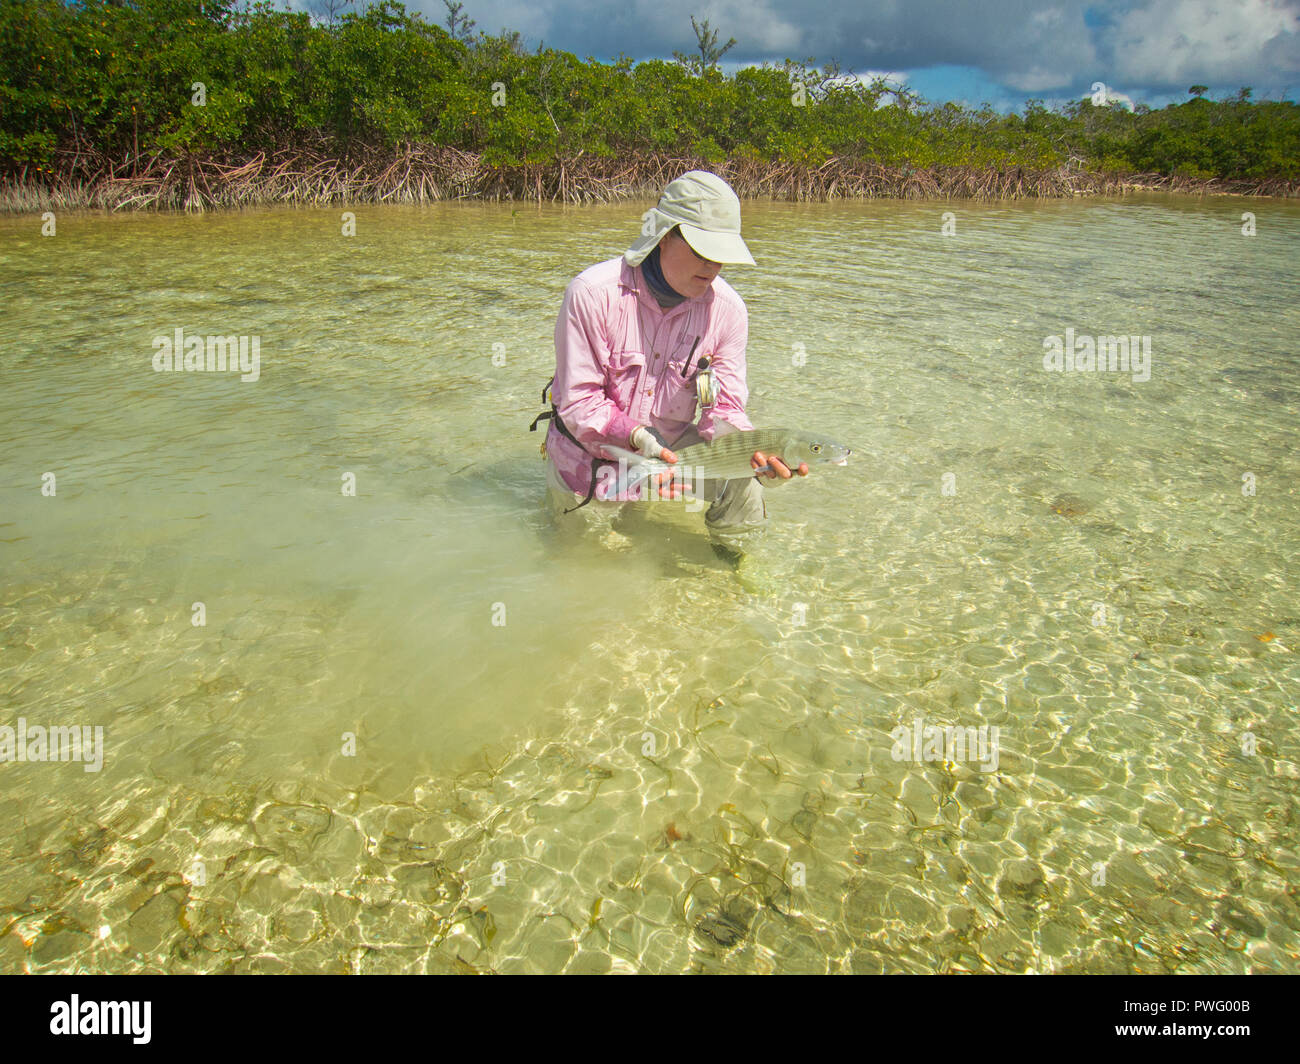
[3,0,1298,210]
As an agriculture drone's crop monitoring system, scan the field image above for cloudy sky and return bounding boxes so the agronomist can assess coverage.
[399,0,1300,110]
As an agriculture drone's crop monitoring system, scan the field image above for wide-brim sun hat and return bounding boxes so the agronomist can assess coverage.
[624,170,756,267]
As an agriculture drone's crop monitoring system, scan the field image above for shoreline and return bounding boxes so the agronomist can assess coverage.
[4,149,1296,214]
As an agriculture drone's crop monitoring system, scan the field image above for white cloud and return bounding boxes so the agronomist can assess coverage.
[857,69,909,83]
[706,0,802,52]
[410,0,1298,100]
[1104,0,1300,86]
[1007,65,1081,92]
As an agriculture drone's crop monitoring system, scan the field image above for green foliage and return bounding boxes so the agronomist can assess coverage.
[441,0,474,43]
[1,1,1296,183]
[672,15,735,77]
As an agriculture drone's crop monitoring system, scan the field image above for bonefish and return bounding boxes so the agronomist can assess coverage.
[605,428,853,494]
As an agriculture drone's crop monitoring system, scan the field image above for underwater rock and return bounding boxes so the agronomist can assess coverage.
[997,859,1046,902]
[127,890,184,955]
[1049,494,1092,517]
[1217,901,1265,939]
[791,808,818,841]
[693,895,756,952]
[251,802,332,861]
[694,909,747,949]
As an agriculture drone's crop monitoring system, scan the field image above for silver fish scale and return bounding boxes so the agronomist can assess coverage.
[662,429,803,480]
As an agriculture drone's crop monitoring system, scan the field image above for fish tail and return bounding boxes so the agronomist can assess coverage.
[603,444,659,497]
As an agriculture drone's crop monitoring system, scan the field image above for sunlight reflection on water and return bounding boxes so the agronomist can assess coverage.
[1,195,1298,973]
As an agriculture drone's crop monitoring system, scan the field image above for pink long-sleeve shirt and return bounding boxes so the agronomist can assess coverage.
[546,256,754,500]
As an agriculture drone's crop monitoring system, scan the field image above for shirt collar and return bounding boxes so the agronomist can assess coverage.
[620,259,713,315]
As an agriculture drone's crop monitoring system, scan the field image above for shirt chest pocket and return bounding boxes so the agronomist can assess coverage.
[652,357,700,423]
[605,350,646,409]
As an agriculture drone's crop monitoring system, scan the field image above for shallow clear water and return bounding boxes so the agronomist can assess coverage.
[1,196,1298,973]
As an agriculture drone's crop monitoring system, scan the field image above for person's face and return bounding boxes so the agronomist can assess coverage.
[658,230,722,298]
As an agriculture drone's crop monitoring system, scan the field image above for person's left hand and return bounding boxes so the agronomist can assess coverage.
[752,451,809,481]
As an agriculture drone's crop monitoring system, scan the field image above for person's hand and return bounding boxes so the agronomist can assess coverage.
[752,451,809,482]
[652,450,687,499]
[630,426,684,499]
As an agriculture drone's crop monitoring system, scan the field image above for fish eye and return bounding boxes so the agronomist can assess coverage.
[811,444,822,454]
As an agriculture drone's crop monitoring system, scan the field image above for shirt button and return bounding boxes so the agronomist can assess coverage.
[644,387,652,395]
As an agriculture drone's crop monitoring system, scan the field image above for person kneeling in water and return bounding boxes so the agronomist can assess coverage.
[536,170,807,557]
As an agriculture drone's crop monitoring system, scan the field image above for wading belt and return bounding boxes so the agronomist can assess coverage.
[529,377,615,513]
